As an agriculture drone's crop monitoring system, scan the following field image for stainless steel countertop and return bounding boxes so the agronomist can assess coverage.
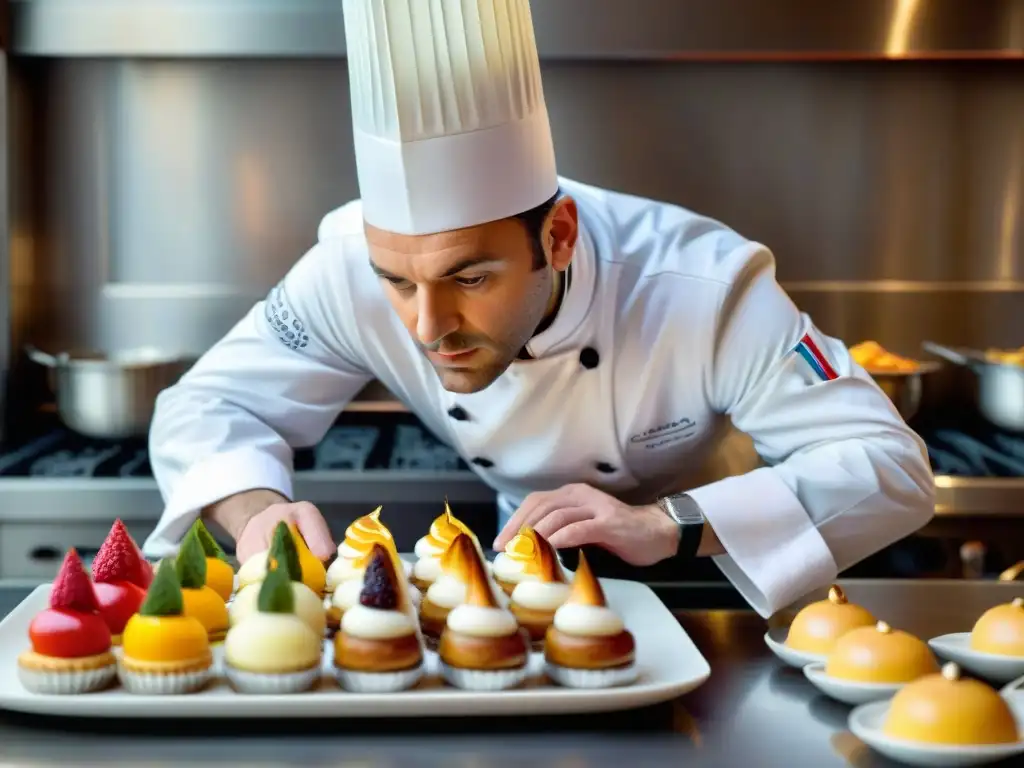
[0,579,1020,766]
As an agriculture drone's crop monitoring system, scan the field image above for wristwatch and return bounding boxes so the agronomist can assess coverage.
[656,493,705,559]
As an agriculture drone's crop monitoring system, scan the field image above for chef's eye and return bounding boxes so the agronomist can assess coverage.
[384,276,413,291]
[455,275,487,288]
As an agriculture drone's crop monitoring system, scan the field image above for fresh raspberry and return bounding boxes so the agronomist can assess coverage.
[359,546,398,610]
[50,549,99,612]
[92,519,148,587]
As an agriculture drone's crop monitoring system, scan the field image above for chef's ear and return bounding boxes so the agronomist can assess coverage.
[544,197,578,272]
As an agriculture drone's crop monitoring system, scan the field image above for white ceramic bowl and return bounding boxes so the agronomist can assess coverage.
[928,634,1024,685]
[763,627,825,669]
[802,662,905,705]
[848,699,1024,767]
[1003,673,1024,702]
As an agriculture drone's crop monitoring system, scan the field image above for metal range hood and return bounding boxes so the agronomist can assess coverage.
[11,0,1024,60]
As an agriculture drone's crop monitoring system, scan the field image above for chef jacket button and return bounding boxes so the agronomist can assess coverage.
[472,457,494,468]
[580,347,600,369]
[595,462,616,474]
[448,406,470,422]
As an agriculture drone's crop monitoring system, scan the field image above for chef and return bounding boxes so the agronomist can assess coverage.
[142,0,935,617]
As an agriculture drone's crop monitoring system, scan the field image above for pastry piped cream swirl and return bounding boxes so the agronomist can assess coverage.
[327,507,406,591]
[445,539,519,637]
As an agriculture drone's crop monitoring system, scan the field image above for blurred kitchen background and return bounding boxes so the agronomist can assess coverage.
[0,0,1021,585]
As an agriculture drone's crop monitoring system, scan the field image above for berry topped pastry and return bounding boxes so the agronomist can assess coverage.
[326,506,413,594]
[508,528,571,644]
[18,549,117,694]
[189,519,235,602]
[334,543,425,692]
[91,522,148,643]
[438,542,530,691]
[229,522,326,637]
[224,561,324,694]
[175,527,230,642]
[543,551,637,688]
[411,500,479,592]
[119,559,213,695]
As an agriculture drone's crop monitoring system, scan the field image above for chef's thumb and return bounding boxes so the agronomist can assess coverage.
[293,504,336,561]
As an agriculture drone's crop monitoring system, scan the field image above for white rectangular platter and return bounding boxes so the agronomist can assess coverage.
[0,578,710,719]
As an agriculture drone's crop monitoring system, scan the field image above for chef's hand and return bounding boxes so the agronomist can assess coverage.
[204,489,335,564]
[493,484,680,566]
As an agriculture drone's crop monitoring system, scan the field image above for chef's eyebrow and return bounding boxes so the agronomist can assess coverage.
[369,255,504,280]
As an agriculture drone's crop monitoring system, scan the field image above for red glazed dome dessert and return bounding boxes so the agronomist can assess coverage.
[91,519,149,641]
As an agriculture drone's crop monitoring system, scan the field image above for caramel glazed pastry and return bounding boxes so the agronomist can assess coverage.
[438,540,530,691]
[333,543,425,693]
[507,527,571,647]
[420,533,508,643]
[544,551,637,689]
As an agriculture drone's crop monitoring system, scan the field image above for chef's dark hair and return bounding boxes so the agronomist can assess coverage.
[513,189,561,270]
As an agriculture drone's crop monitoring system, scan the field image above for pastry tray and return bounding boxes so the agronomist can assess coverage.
[0,578,710,718]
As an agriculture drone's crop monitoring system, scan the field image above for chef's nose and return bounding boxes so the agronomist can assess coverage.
[415,288,459,346]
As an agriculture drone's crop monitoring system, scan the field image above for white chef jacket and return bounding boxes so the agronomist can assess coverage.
[143,177,935,618]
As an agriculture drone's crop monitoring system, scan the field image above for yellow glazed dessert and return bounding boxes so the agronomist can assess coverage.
[970,597,1024,656]
[883,662,1020,745]
[119,559,213,694]
[825,621,938,683]
[237,523,327,597]
[229,522,326,637]
[189,519,235,602]
[175,527,229,643]
[224,562,323,694]
[786,585,875,654]
[508,527,570,642]
[494,525,568,597]
[411,501,480,592]
[326,507,412,593]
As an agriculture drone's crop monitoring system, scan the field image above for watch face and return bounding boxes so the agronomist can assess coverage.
[666,496,704,527]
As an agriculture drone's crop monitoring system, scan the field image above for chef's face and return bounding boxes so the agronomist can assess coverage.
[366,197,578,394]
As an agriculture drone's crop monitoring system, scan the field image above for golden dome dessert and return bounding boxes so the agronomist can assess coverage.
[411,501,479,592]
[18,549,117,695]
[237,523,327,597]
[229,522,326,637]
[969,597,1024,657]
[883,662,1020,745]
[544,551,637,688]
[420,532,506,640]
[119,559,213,694]
[189,519,235,602]
[824,621,938,683]
[493,525,567,596]
[509,528,570,644]
[326,506,412,594]
[224,562,323,694]
[786,585,875,655]
[438,540,529,691]
[175,527,229,643]
[334,543,425,693]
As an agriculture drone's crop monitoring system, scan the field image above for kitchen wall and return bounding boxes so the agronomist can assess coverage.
[6,58,1024,396]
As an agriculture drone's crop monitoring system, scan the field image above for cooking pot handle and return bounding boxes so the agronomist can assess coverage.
[921,341,987,371]
[24,344,67,368]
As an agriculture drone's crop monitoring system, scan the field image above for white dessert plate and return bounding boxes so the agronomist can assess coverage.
[928,634,1024,685]
[764,627,825,669]
[0,578,710,719]
[802,663,904,705]
[848,699,1024,767]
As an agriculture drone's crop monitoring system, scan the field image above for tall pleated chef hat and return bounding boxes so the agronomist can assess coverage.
[342,0,559,236]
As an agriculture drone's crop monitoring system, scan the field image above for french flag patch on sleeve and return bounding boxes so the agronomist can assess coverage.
[793,333,839,382]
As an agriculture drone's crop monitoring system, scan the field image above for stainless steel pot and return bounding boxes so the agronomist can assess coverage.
[922,341,1024,432]
[866,363,942,423]
[26,345,193,439]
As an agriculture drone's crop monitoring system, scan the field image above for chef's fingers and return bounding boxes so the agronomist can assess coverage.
[493,490,571,549]
[532,507,594,541]
[546,520,603,551]
[292,502,336,561]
